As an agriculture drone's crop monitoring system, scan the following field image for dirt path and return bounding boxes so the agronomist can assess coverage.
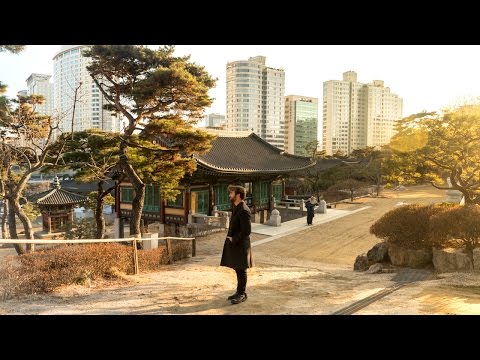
[1,185,479,315]
[254,185,446,266]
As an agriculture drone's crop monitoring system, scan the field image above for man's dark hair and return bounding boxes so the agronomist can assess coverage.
[228,185,246,200]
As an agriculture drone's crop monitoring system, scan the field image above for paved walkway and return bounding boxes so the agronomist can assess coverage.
[251,206,370,247]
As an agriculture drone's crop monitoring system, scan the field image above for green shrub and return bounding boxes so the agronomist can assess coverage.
[370,204,447,249]
[430,205,480,253]
[62,218,97,239]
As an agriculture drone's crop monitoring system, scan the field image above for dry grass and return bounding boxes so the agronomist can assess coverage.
[0,241,192,299]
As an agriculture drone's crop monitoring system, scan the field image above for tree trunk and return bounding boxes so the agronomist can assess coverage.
[8,200,25,255]
[10,197,34,253]
[119,146,145,238]
[95,181,106,239]
[1,200,8,239]
[130,180,145,238]
[376,174,382,197]
[464,196,474,205]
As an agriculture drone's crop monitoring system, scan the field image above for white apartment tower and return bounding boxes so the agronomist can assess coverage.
[322,71,402,155]
[204,113,226,128]
[226,56,285,150]
[53,45,119,136]
[26,73,54,116]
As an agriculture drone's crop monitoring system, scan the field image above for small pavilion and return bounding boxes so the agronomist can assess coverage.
[29,176,88,234]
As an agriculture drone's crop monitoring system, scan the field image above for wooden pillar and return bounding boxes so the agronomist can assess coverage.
[132,239,139,274]
[42,212,47,232]
[165,238,173,264]
[115,182,121,218]
[161,199,166,224]
[47,214,52,234]
[209,183,214,216]
[119,217,125,238]
[184,184,191,223]
[269,180,274,211]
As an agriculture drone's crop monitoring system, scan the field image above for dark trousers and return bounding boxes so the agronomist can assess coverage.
[307,213,314,225]
[235,269,247,294]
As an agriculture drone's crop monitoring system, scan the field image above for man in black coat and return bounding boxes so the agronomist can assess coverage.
[220,185,253,304]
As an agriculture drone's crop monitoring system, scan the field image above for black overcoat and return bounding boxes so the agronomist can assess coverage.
[220,201,254,270]
[306,200,315,216]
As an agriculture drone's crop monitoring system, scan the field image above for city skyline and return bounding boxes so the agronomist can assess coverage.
[2,45,480,120]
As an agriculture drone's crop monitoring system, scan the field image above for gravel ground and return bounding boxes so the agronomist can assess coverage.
[1,185,479,315]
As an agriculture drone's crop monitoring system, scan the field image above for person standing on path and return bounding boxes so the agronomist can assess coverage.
[220,185,253,305]
[305,196,317,225]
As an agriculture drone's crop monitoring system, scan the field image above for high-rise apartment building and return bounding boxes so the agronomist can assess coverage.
[226,56,285,149]
[26,73,54,116]
[284,95,318,156]
[204,113,225,128]
[53,45,119,136]
[322,71,402,155]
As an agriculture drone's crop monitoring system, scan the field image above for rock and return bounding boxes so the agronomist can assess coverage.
[433,247,473,272]
[315,200,327,214]
[366,263,383,274]
[388,243,432,268]
[367,242,389,264]
[354,254,369,271]
[267,209,281,226]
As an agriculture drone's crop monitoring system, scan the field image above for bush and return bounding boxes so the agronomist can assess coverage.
[430,205,480,253]
[370,204,447,250]
[62,218,97,239]
[0,241,192,298]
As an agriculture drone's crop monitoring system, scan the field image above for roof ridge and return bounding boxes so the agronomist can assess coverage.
[57,188,88,197]
[247,133,283,153]
[193,133,316,173]
[35,189,57,203]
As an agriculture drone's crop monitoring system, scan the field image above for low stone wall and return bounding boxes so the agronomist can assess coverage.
[275,207,305,222]
[357,242,480,273]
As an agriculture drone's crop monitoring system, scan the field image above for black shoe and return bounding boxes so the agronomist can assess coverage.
[231,292,247,305]
[227,292,239,300]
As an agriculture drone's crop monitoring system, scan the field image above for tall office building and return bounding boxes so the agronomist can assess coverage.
[284,95,318,156]
[26,73,54,116]
[226,56,285,149]
[322,71,402,155]
[53,45,119,137]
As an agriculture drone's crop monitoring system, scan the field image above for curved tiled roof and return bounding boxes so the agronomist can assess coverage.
[194,133,315,173]
[29,188,88,206]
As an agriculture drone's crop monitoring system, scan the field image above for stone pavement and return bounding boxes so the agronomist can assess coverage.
[251,206,370,247]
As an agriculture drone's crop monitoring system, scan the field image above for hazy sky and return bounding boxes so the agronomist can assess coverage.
[2,45,480,119]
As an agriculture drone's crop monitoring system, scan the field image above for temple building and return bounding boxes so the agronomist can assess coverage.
[117,132,316,232]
